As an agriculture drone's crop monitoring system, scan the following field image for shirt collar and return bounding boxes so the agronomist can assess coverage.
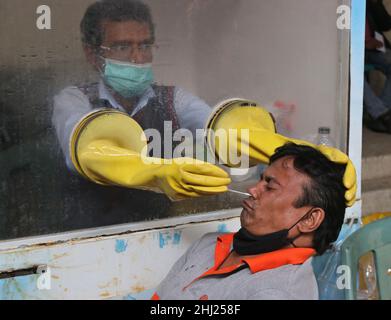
[98,80,156,116]
[217,233,316,274]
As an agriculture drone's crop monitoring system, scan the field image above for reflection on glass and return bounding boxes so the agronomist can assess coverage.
[0,0,346,240]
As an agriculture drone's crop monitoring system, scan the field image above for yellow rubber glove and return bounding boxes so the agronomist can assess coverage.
[78,139,231,200]
[210,104,356,207]
[71,109,231,200]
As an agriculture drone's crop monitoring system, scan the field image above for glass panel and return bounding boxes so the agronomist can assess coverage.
[0,0,348,240]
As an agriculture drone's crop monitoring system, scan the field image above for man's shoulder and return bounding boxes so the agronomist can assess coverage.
[286,257,319,299]
[262,256,316,280]
[54,85,87,102]
[53,83,100,109]
[55,83,100,97]
[172,86,198,99]
[52,85,96,119]
[252,257,318,299]
[288,256,317,283]
[190,232,232,253]
[199,232,232,243]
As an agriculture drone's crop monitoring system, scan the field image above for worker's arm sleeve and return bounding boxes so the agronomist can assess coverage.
[174,87,212,136]
[52,87,93,172]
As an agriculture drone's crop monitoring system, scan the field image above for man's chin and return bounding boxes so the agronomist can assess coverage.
[240,208,249,228]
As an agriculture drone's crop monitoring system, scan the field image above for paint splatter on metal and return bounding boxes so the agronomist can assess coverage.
[0,275,39,300]
[158,231,182,248]
[123,288,155,300]
[115,240,128,253]
[173,232,181,245]
[100,291,111,298]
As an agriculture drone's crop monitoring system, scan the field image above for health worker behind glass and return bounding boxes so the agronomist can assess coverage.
[52,0,212,170]
[152,143,347,300]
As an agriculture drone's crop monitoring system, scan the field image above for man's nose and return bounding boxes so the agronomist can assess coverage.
[247,179,266,198]
[247,184,259,199]
[129,46,144,63]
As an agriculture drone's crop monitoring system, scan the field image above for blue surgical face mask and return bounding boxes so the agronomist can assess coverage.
[102,58,154,98]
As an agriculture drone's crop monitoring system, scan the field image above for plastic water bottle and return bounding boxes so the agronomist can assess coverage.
[316,127,334,147]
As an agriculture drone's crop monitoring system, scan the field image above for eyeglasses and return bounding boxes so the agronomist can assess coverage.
[99,43,158,62]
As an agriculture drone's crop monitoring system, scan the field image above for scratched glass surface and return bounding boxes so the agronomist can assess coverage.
[0,0,346,240]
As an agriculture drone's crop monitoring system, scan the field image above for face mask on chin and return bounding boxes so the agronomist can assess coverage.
[233,207,315,255]
[100,58,154,99]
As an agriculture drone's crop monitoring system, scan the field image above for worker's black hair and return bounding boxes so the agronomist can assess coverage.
[270,143,347,255]
[80,0,155,49]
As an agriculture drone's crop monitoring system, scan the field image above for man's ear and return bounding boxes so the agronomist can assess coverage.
[298,208,325,233]
[83,44,101,71]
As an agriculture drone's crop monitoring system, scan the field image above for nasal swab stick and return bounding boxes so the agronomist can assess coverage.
[227,189,250,197]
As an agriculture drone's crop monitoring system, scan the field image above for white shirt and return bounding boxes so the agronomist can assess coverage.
[51,81,212,170]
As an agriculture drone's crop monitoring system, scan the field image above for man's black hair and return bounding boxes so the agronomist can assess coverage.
[270,143,347,255]
[80,0,155,49]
